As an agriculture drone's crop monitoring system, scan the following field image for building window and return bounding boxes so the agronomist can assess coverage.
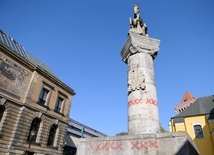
[0,106,5,123]
[194,125,204,138]
[47,124,57,146]
[27,118,41,143]
[38,88,49,105]
[24,151,34,155]
[55,97,63,112]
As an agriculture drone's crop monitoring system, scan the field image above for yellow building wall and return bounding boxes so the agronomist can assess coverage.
[174,122,185,132]
[169,119,186,132]
[170,115,214,155]
[208,121,214,149]
[185,116,214,155]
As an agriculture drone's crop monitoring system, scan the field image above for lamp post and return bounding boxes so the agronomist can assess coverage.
[25,130,36,155]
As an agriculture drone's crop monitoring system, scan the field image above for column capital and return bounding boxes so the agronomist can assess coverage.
[120,33,160,63]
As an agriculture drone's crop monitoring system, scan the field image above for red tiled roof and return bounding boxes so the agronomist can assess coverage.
[175,92,196,113]
[180,92,195,103]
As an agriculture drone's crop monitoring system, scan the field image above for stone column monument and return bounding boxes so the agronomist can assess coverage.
[77,5,199,155]
[121,4,160,134]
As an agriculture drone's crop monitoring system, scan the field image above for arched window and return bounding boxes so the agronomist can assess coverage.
[194,125,204,138]
[27,118,41,143]
[47,124,57,146]
[0,106,5,123]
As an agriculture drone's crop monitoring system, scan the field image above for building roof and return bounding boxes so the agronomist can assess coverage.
[0,29,54,75]
[180,92,196,103]
[175,92,196,113]
[68,118,107,137]
[172,95,214,123]
[0,29,75,95]
[65,118,107,148]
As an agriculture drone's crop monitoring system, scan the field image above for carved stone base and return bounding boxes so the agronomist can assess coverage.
[77,132,199,155]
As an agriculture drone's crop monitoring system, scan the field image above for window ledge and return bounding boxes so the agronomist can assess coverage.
[47,146,58,149]
[27,141,41,146]
[54,110,64,116]
[37,102,50,110]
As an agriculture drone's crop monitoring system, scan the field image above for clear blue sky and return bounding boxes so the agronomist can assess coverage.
[1,0,214,136]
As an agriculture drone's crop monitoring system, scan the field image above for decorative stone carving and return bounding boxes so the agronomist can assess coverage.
[120,34,160,63]
[129,4,148,36]
[130,45,158,59]
[0,97,7,105]
[128,67,146,93]
[36,111,43,118]
[0,54,29,96]
[55,119,59,125]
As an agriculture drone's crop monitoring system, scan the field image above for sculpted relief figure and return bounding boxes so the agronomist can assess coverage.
[129,4,148,36]
[128,69,136,92]
[137,67,146,90]
[128,67,146,93]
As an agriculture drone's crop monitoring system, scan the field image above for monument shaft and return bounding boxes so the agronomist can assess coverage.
[77,5,199,155]
[121,33,160,134]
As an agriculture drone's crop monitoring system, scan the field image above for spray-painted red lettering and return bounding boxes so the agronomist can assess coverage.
[146,99,158,106]
[128,98,158,107]
[88,142,123,153]
[131,140,158,151]
[131,142,148,150]
[149,140,158,149]
[128,98,142,107]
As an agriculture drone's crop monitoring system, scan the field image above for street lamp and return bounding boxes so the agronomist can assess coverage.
[25,130,36,155]
[29,130,36,148]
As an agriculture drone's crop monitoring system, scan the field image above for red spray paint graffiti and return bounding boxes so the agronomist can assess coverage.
[131,140,158,150]
[128,98,158,107]
[128,98,143,107]
[87,140,158,153]
[88,142,123,153]
[146,99,158,106]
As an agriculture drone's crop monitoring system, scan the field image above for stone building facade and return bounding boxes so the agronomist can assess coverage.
[0,30,75,155]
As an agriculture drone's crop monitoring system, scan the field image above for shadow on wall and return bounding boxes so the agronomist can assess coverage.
[208,108,214,120]
[176,140,199,155]
[208,95,214,120]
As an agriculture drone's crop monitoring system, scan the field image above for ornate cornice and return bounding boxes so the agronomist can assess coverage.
[121,33,160,63]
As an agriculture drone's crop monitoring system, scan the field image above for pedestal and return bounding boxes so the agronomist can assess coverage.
[77,132,198,155]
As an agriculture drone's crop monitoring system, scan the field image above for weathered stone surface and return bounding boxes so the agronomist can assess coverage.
[129,5,148,36]
[0,39,75,154]
[77,6,199,154]
[77,132,199,155]
[0,53,30,100]
[121,33,160,63]
[121,34,160,134]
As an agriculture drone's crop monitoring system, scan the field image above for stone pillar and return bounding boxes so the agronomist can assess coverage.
[121,33,160,134]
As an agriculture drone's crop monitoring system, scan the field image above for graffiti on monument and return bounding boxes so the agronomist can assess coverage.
[131,140,158,150]
[88,142,123,153]
[87,140,158,153]
[128,98,158,107]
[146,99,158,106]
[128,98,143,107]
[0,54,29,97]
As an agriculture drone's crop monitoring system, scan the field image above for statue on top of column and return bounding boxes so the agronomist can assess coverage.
[129,4,148,36]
